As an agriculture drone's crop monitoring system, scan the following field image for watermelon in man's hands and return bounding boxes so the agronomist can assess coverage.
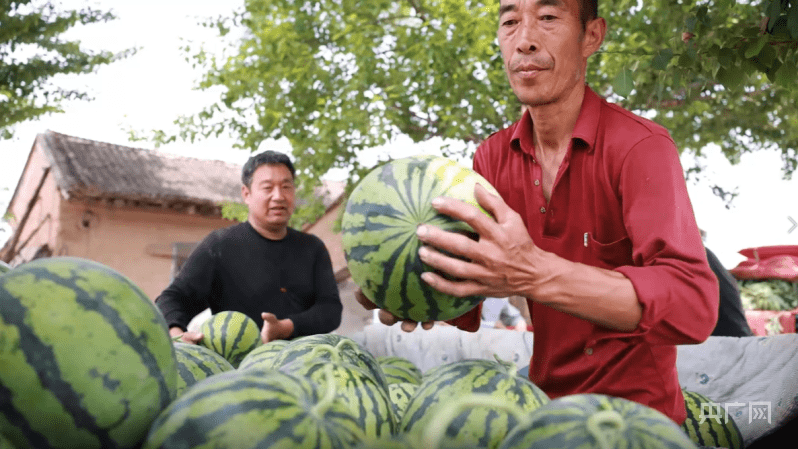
[342,155,499,322]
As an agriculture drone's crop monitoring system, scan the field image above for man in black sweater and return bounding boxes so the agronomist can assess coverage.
[156,151,343,344]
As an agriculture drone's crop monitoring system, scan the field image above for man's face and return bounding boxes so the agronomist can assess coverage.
[242,164,296,232]
[497,0,596,107]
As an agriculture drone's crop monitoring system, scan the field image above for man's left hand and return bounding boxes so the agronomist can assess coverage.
[261,312,294,343]
[416,183,542,299]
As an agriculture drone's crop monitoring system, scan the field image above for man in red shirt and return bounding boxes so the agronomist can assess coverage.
[357,0,718,424]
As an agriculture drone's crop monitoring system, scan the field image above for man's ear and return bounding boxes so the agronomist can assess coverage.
[241,184,250,202]
[583,17,606,58]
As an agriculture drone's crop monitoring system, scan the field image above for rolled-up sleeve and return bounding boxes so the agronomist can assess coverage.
[613,134,719,346]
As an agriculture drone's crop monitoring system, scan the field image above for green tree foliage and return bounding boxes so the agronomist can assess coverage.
[0,0,129,138]
[164,0,798,221]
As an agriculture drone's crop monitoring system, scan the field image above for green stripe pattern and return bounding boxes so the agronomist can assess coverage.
[277,345,396,440]
[378,356,422,385]
[681,390,743,449]
[341,155,499,322]
[272,334,389,391]
[499,394,699,449]
[0,257,176,449]
[173,342,234,396]
[401,358,549,449]
[237,339,288,371]
[199,311,262,368]
[388,382,418,422]
[143,369,365,449]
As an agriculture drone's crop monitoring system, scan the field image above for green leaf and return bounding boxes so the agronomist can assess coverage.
[718,48,735,68]
[788,4,798,40]
[717,66,744,90]
[685,16,698,33]
[744,34,768,59]
[775,58,798,89]
[651,48,674,71]
[612,69,635,97]
[766,0,782,32]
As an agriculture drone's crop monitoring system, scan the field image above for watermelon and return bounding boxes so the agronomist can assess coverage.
[681,390,743,449]
[143,369,365,449]
[401,357,549,449]
[499,393,699,449]
[277,344,396,439]
[236,338,288,371]
[199,310,262,368]
[272,333,389,390]
[388,382,418,422]
[0,257,177,449]
[0,261,10,274]
[0,433,16,449]
[173,342,234,396]
[341,155,499,322]
[378,355,423,385]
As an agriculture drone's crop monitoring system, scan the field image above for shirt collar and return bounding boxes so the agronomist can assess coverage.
[510,84,601,155]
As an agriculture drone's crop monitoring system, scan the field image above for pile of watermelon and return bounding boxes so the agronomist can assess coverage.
[0,156,744,448]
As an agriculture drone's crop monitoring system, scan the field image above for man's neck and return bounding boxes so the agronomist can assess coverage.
[526,84,586,161]
[248,218,288,240]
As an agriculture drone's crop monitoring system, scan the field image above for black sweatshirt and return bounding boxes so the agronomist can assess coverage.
[706,247,753,337]
[155,222,342,337]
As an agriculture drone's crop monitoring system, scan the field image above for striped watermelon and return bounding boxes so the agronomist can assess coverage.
[236,338,288,371]
[378,356,423,385]
[173,342,234,396]
[499,393,699,449]
[388,382,418,422]
[0,257,176,449]
[143,369,365,449]
[341,155,499,322]
[681,390,743,449]
[278,345,396,439]
[272,334,389,390]
[199,310,262,368]
[0,433,16,449]
[401,357,548,449]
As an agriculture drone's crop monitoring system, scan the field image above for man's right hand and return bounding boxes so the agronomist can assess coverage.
[354,288,435,332]
[169,326,203,344]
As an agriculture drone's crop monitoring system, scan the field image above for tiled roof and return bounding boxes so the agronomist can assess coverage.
[38,131,243,207]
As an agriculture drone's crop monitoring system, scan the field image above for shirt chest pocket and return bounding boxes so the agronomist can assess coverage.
[586,233,633,270]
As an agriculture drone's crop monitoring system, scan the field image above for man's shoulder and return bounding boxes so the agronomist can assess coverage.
[287,228,325,247]
[204,222,250,243]
[599,97,673,142]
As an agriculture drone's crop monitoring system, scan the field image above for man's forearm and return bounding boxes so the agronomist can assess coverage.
[528,249,642,332]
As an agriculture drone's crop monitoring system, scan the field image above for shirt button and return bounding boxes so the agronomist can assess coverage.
[280,287,287,293]
[534,179,540,186]
[540,207,546,213]
[585,347,593,355]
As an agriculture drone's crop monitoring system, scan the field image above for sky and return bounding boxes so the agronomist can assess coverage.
[2,0,797,269]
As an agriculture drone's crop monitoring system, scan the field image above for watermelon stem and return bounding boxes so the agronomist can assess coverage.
[307,344,341,364]
[491,353,518,375]
[585,410,627,449]
[421,393,527,449]
[312,363,338,417]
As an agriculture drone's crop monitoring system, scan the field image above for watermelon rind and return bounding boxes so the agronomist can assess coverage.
[143,369,365,449]
[199,310,262,368]
[388,382,418,422]
[278,346,396,439]
[173,342,234,397]
[271,334,389,390]
[499,393,699,449]
[0,257,177,449]
[681,390,743,449]
[237,338,289,371]
[341,155,499,322]
[401,357,548,449]
[378,356,423,385]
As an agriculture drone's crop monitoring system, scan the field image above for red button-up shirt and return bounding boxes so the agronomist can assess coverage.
[454,85,719,424]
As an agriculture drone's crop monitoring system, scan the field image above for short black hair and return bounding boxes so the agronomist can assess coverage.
[578,0,598,29]
[241,150,296,187]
